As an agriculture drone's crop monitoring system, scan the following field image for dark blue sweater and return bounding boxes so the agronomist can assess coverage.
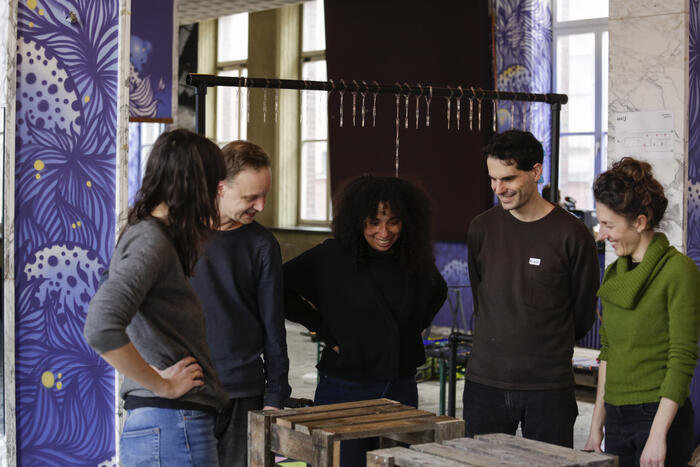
[191,222,291,408]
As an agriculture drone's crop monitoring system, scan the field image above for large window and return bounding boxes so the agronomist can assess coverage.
[216,13,248,144]
[553,1,608,210]
[299,0,329,223]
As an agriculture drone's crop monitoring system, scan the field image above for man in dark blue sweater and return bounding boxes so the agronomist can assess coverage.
[191,141,291,466]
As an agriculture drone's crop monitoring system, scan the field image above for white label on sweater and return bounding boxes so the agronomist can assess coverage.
[529,257,541,266]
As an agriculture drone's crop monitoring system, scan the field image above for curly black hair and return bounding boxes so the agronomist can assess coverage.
[332,175,434,275]
[593,157,667,229]
[128,129,226,276]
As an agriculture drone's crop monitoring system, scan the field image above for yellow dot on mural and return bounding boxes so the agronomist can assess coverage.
[27,0,37,10]
[58,373,62,378]
[35,174,40,180]
[77,221,81,227]
[71,223,76,229]
[86,180,92,187]
[41,371,55,388]
[39,8,44,15]
[84,96,90,103]
[34,160,45,171]
[29,22,34,28]
[56,382,63,390]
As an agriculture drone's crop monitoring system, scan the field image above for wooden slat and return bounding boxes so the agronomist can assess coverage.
[476,433,618,466]
[277,403,411,429]
[296,409,433,434]
[433,417,465,442]
[443,438,573,466]
[367,446,475,467]
[412,442,525,466]
[311,429,339,467]
[323,415,450,440]
[270,423,313,463]
[264,398,398,421]
[248,411,274,467]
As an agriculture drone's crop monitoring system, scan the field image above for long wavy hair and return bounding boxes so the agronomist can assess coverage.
[127,129,226,276]
[332,175,434,275]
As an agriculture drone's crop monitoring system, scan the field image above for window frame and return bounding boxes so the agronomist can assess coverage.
[215,13,249,145]
[552,8,608,208]
[297,3,330,226]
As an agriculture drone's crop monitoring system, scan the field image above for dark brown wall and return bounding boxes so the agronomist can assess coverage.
[325,0,494,240]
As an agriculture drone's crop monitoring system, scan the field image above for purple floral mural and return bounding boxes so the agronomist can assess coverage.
[687,0,700,445]
[15,0,118,465]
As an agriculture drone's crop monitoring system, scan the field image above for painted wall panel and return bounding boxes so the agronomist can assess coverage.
[15,0,118,464]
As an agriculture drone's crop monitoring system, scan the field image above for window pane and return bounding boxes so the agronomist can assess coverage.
[556,0,608,22]
[602,31,608,133]
[216,68,248,143]
[302,0,325,52]
[560,134,596,210]
[302,60,328,140]
[217,13,248,62]
[300,141,328,221]
[557,33,595,133]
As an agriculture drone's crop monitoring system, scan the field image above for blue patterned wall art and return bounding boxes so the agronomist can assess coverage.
[432,242,473,331]
[494,0,553,185]
[15,0,118,465]
[687,0,700,445]
[129,0,174,122]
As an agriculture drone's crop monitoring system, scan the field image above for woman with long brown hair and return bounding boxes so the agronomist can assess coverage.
[84,129,229,466]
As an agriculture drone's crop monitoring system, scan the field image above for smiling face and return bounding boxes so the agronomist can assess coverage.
[487,156,541,214]
[218,167,271,230]
[596,201,649,260]
[363,202,402,252]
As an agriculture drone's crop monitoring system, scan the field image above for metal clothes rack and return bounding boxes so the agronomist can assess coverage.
[186,73,568,203]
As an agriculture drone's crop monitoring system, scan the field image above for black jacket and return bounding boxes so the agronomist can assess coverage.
[283,239,447,382]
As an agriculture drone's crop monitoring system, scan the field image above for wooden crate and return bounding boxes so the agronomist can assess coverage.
[367,433,618,466]
[248,398,465,467]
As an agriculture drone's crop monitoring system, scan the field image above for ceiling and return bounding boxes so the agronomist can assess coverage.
[178,0,307,25]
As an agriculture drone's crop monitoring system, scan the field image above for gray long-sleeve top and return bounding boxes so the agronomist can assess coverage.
[84,218,228,412]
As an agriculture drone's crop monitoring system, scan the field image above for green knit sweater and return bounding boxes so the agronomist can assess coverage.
[598,233,700,406]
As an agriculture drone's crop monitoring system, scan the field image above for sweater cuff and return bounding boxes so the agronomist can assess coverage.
[263,392,284,409]
[659,369,691,405]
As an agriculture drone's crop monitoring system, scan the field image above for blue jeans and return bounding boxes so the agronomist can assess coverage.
[120,407,218,466]
[314,373,419,466]
[463,380,578,448]
[604,399,694,467]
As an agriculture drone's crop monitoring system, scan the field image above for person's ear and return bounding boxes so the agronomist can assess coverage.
[633,214,650,233]
[217,180,226,197]
[531,163,543,182]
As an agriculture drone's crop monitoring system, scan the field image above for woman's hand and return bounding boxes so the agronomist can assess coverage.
[332,345,340,354]
[150,356,205,399]
[583,429,603,453]
[640,433,666,467]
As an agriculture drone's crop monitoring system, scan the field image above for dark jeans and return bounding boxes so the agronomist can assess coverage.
[217,395,263,467]
[604,399,694,467]
[314,373,419,467]
[463,380,578,448]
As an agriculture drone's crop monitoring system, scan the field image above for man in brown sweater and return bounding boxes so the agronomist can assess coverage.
[463,130,599,448]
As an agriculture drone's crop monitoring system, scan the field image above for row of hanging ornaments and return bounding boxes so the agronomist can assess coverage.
[232,80,537,176]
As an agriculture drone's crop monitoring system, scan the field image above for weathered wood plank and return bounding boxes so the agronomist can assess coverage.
[476,433,618,466]
[248,410,274,467]
[312,429,339,467]
[443,438,572,466]
[367,446,475,467]
[433,417,465,442]
[323,415,453,440]
[297,409,434,434]
[277,403,411,429]
[412,442,526,466]
[269,423,313,463]
[265,398,398,421]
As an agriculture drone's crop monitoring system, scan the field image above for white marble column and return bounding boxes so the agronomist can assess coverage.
[608,0,688,251]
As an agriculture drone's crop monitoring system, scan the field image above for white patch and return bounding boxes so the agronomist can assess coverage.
[528,257,541,266]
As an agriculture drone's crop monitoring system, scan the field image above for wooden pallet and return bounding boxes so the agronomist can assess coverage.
[367,433,618,466]
[248,398,465,467]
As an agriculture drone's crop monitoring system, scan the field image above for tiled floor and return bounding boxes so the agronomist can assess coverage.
[284,321,595,450]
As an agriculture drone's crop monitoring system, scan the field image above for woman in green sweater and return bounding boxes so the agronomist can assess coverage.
[584,158,700,467]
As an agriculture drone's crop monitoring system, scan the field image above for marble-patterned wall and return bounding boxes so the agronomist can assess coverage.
[608,0,687,251]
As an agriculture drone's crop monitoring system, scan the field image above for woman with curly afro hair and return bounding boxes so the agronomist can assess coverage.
[284,174,447,466]
[584,157,700,467]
